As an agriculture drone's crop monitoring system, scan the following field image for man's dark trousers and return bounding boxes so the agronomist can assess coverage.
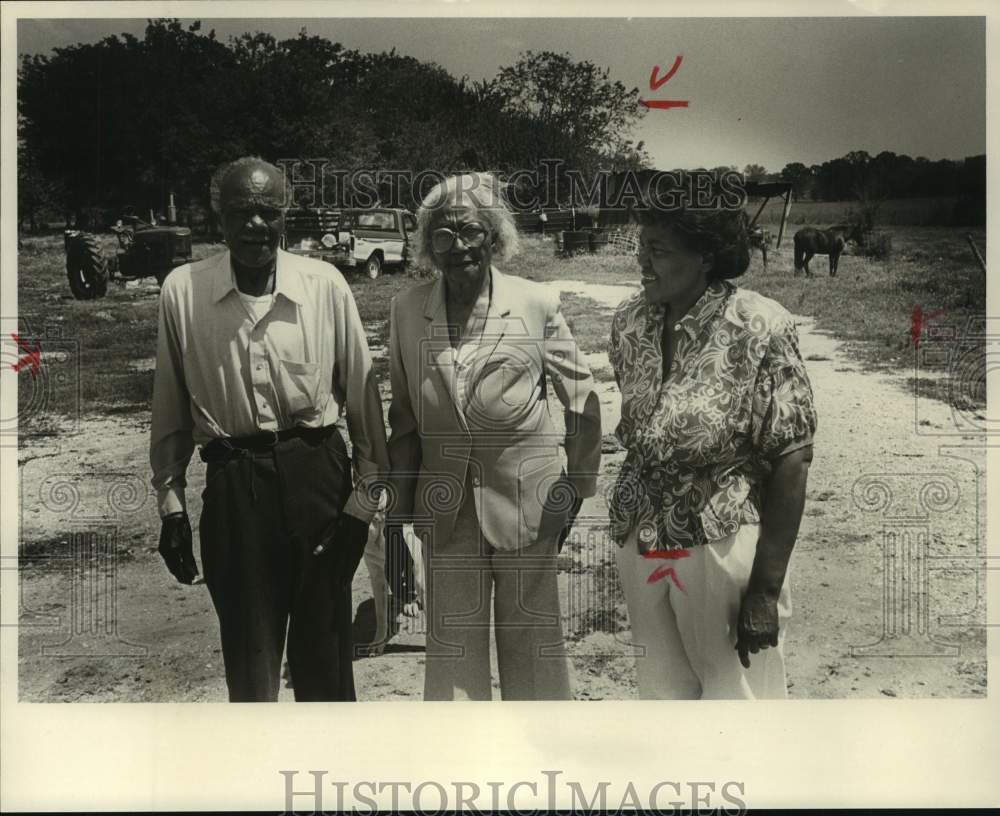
[199,429,355,702]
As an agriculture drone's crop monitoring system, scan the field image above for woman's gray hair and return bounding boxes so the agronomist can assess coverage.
[411,173,521,271]
[209,156,293,215]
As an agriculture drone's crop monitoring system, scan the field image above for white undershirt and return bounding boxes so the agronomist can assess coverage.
[238,290,275,324]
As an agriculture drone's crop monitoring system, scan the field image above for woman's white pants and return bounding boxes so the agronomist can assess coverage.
[614,524,792,699]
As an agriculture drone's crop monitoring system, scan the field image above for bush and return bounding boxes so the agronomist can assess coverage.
[859,229,892,259]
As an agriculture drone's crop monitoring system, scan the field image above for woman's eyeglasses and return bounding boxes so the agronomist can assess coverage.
[431,223,490,253]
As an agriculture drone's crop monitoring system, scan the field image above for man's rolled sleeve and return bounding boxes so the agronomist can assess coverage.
[335,287,390,523]
[543,296,602,498]
[150,281,195,517]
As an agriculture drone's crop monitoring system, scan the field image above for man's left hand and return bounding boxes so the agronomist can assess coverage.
[314,513,371,589]
[735,590,780,668]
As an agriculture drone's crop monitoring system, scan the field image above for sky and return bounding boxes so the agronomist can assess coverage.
[17,15,986,172]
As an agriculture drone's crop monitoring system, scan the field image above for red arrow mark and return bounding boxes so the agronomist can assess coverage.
[10,333,41,377]
[643,548,690,591]
[646,564,686,591]
[649,56,683,90]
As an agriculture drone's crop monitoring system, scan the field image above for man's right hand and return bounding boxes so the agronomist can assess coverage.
[158,512,200,585]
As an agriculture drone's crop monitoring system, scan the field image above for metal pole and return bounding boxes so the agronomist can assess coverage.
[965,233,986,274]
[749,196,768,229]
[776,190,793,248]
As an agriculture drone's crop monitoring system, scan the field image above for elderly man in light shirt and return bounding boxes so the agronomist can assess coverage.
[150,156,389,702]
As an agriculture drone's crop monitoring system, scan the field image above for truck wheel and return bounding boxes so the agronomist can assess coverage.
[66,233,109,300]
[364,254,383,280]
[155,267,174,287]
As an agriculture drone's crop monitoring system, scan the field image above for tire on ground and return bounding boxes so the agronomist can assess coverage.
[66,233,109,300]
[365,253,383,280]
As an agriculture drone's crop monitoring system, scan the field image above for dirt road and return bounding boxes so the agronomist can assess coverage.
[16,280,986,701]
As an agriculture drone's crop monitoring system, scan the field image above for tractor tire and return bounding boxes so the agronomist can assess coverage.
[364,254,383,280]
[66,233,109,300]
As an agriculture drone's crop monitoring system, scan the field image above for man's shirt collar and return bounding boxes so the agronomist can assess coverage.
[211,248,305,305]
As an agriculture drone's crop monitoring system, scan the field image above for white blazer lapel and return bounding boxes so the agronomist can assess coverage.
[423,278,470,435]
[480,267,514,365]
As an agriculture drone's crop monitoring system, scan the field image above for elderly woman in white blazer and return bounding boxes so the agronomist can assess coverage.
[385,173,602,700]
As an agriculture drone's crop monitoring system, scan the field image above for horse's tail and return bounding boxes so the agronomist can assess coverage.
[793,236,805,270]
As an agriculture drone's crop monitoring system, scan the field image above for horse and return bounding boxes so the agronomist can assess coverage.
[793,223,864,277]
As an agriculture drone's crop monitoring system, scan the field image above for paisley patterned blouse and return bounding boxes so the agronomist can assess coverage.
[608,279,817,552]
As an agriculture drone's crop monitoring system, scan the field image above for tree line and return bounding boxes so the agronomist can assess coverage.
[18,19,649,229]
[18,19,985,230]
[747,151,985,225]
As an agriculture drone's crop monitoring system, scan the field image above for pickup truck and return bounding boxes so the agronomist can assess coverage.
[336,208,417,279]
[282,208,343,264]
[282,206,417,279]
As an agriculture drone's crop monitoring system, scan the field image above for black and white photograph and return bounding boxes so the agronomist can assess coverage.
[1,1,997,811]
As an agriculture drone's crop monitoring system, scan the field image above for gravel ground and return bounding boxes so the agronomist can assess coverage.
[16,279,986,701]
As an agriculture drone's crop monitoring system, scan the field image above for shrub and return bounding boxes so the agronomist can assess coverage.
[859,230,892,259]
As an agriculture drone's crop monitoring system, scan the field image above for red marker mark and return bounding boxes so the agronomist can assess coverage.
[642,548,691,559]
[640,55,688,111]
[640,99,690,110]
[649,56,683,90]
[910,305,947,348]
[10,333,41,377]
[643,548,690,591]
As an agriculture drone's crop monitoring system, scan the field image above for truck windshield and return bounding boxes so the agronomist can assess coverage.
[356,212,396,230]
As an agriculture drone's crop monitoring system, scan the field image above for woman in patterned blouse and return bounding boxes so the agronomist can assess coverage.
[608,174,817,699]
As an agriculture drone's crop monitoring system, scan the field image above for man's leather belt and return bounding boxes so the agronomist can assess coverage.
[199,425,337,462]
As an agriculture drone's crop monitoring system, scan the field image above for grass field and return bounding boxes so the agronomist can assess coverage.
[16,236,225,431]
[514,229,985,368]
[15,223,986,431]
[751,196,972,228]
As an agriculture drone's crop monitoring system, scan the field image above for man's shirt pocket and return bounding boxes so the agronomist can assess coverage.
[274,357,322,419]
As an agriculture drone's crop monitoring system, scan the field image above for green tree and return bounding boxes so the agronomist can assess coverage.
[17,132,66,231]
[780,162,812,200]
[18,19,242,222]
[492,51,646,179]
[19,26,652,219]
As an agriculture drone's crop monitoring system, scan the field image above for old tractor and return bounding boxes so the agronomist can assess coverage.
[64,210,193,300]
